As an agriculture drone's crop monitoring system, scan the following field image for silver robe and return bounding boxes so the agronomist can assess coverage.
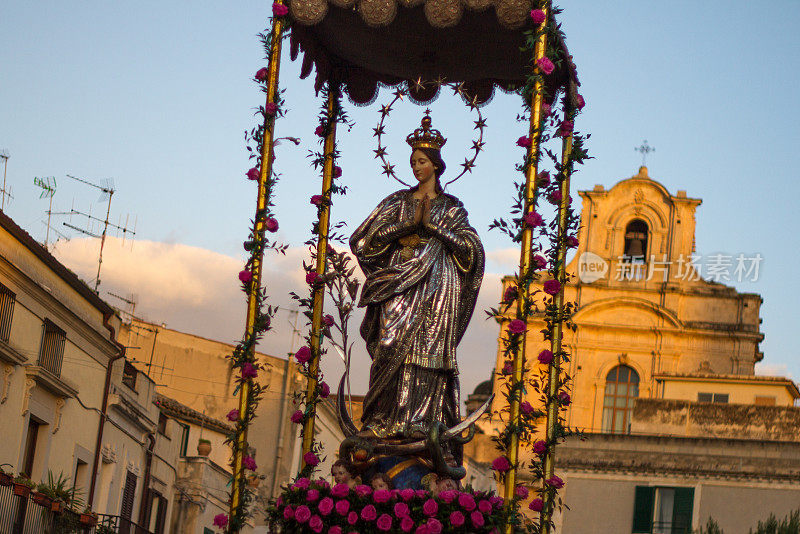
[350,189,484,440]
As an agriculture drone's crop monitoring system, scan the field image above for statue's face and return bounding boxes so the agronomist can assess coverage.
[411,149,436,185]
[332,465,351,484]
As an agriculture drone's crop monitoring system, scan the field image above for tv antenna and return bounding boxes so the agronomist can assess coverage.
[107,291,138,321]
[63,174,136,292]
[0,150,12,211]
[34,176,57,249]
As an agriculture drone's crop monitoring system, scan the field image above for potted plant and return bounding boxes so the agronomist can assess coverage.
[36,471,78,514]
[31,489,53,508]
[197,438,212,456]
[12,475,35,497]
[0,465,12,487]
[79,507,98,526]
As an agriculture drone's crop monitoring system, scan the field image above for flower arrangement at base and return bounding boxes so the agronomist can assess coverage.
[267,479,518,533]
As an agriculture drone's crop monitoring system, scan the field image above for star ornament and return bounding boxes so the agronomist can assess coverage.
[474,118,487,130]
[382,162,396,177]
[372,125,385,137]
[374,147,387,158]
[461,158,476,173]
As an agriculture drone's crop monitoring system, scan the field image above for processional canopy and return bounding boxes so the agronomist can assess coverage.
[287,0,578,104]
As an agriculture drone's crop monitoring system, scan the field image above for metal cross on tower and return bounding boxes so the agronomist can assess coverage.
[635,140,655,166]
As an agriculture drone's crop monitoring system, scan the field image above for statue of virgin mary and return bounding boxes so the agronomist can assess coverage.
[350,114,485,446]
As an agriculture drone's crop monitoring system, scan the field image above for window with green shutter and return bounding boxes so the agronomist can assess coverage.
[632,486,655,533]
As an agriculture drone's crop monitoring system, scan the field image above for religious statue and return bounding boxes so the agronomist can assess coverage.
[341,114,485,484]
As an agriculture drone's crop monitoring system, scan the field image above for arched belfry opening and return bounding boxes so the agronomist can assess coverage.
[623,219,648,263]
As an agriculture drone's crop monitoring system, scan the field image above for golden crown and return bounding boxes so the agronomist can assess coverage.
[406,112,447,151]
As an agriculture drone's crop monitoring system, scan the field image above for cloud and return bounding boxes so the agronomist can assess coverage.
[754,362,792,379]
[52,237,507,405]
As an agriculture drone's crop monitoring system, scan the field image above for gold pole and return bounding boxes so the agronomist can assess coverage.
[229,11,284,527]
[301,85,338,463]
[540,97,576,534]
[503,6,548,526]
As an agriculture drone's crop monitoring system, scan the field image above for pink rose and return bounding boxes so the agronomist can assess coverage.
[533,254,548,269]
[315,124,325,137]
[543,279,561,296]
[529,8,546,23]
[265,217,279,232]
[320,381,330,398]
[542,103,552,117]
[254,67,269,82]
[306,489,319,502]
[243,455,257,470]
[533,440,547,454]
[458,493,476,511]
[239,270,253,283]
[502,361,513,375]
[394,502,410,517]
[520,401,535,415]
[323,314,334,327]
[272,2,289,16]
[502,285,518,303]
[426,518,443,534]
[556,120,574,137]
[332,484,350,498]
[414,526,428,534]
[576,94,585,109]
[373,489,392,503]
[303,451,319,466]
[548,190,562,204]
[246,167,259,181]
[399,488,415,501]
[290,410,303,424]
[241,362,258,379]
[347,511,358,525]
[306,272,320,285]
[295,505,311,523]
[490,495,504,508]
[516,136,531,148]
[537,57,555,75]
[492,456,512,472]
[329,527,342,534]
[438,490,456,504]
[538,349,554,364]
[567,236,579,248]
[524,211,544,228]
[294,478,310,489]
[213,513,228,527]
[295,346,312,364]
[264,102,278,116]
[471,511,485,528]
[515,485,529,499]
[478,500,492,514]
[283,506,295,520]
[335,499,350,515]
[315,478,330,489]
[333,166,342,178]
[450,511,465,527]
[546,475,564,488]
[377,513,393,531]
[310,194,324,206]
[355,485,372,498]
[537,171,551,187]
[415,489,428,498]
[558,391,571,406]
[401,516,415,532]
[226,409,239,422]
[309,515,323,533]
[422,498,438,516]
[361,504,378,522]
[318,497,334,515]
[529,498,544,511]
[507,319,527,335]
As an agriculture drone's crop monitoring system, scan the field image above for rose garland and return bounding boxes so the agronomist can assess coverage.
[487,1,589,531]
[214,4,293,532]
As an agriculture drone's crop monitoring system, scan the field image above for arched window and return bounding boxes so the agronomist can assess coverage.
[623,219,648,263]
[602,365,639,433]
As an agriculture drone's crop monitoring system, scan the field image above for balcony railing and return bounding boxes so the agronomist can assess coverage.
[0,481,152,534]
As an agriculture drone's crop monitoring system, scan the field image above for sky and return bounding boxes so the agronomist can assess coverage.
[2,1,799,402]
